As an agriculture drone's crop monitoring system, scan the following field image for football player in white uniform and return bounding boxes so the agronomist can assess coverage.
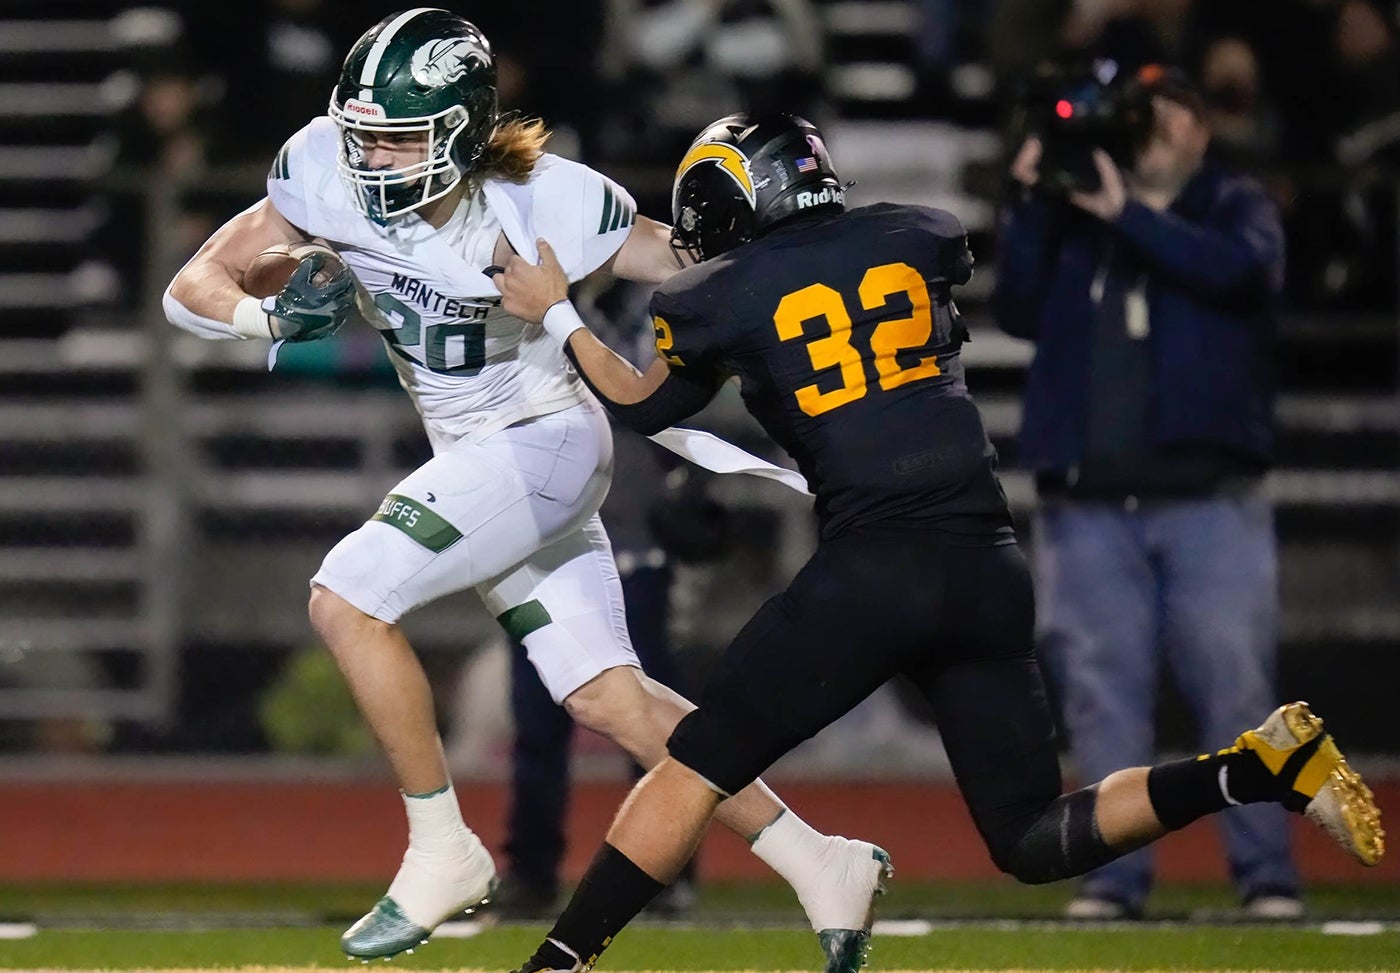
[163,8,888,967]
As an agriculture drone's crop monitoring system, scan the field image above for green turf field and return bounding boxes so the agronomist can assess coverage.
[1,882,1398,972]
[5,880,1400,924]
[2,923,1399,972]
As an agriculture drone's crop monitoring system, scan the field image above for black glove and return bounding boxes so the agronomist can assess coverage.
[263,252,356,342]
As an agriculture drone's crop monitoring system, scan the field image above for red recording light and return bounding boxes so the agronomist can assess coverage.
[1055,99,1074,119]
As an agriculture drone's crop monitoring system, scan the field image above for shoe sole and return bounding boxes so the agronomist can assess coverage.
[1277,703,1385,867]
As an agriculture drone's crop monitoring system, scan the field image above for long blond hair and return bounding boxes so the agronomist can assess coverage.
[476,115,550,183]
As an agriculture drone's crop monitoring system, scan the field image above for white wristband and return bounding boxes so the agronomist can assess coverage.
[232,295,274,340]
[541,300,587,346]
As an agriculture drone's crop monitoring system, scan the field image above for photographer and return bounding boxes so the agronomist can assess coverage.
[994,69,1301,920]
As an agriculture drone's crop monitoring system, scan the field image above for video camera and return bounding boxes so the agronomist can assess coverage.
[1015,59,1154,196]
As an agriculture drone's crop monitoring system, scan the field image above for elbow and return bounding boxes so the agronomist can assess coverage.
[161,282,187,327]
[591,379,703,435]
[163,264,201,324]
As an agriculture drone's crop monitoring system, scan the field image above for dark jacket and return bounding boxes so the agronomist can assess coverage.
[993,159,1283,473]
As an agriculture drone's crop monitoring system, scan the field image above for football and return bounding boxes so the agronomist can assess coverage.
[241,241,346,298]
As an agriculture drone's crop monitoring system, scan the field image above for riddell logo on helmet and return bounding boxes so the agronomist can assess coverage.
[343,99,386,119]
[796,187,844,209]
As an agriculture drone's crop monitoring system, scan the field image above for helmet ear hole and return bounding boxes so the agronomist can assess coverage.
[679,205,700,235]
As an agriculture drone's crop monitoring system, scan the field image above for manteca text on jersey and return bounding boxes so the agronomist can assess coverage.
[389,272,499,319]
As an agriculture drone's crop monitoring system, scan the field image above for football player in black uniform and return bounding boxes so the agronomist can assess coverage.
[494,114,1382,973]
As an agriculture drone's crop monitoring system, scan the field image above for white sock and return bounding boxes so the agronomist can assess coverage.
[751,810,882,932]
[385,785,495,929]
[750,809,828,893]
[402,784,472,851]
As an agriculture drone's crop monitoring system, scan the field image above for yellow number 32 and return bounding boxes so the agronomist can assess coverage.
[772,262,942,417]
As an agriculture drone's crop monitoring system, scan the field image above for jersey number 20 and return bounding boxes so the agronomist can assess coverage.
[774,261,941,417]
[376,292,486,374]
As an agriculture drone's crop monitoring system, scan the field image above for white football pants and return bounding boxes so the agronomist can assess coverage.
[312,400,639,702]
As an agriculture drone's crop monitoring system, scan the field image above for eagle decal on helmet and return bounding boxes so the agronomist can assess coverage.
[411,38,484,86]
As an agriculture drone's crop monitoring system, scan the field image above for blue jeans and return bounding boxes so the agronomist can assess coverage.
[1033,490,1299,909]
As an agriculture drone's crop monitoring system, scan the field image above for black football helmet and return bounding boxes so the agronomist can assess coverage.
[671,113,844,262]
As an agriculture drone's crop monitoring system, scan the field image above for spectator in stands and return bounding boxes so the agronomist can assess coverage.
[1060,0,1172,71]
[988,0,1066,87]
[1179,0,1400,308]
[208,0,350,162]
[1180,0,1373,167]
[991,0,1187,114]
[114,51,209,174]
[98,45,215,307]
[1197,36,1282,172]
[595,0,823,174]
[994,69,1302,920]
[1330,0,1400,167]
[463,3,609,161]
[912,0,1000,117]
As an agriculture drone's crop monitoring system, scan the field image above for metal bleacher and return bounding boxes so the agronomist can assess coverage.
[0,3,154,722]
[1,2,1397,749]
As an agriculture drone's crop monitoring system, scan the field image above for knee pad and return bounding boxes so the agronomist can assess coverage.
[986,785,1115,885]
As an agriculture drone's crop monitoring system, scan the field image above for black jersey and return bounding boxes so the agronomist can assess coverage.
[650,202,1013,542]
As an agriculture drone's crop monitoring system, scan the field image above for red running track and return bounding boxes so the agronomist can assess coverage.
[2,779,1396,884]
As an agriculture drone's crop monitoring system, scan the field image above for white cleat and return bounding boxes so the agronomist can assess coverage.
[1236,701,1385,867]
[797,838,893,973]
[341,830,498,961]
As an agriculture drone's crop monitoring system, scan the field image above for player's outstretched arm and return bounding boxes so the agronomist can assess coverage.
[496,239,717,433]
[164,198,309,339]
[603,214,693,284]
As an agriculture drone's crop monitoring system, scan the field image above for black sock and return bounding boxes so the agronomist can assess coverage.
[525,842,664,971]
[1147,749,1283,831]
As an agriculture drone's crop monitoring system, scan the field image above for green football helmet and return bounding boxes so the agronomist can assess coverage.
[329,8,498,220]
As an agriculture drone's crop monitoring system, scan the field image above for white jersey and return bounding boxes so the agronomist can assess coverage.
[266,117,638,448]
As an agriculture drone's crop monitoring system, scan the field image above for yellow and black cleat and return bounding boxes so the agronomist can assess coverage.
[1235,701,1384,866]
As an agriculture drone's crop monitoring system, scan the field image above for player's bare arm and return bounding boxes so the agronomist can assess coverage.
[603,214,694,283]
[495,238,664,398]
[166,196,358,343]
[489,213,683,291]
[167,197,308,324]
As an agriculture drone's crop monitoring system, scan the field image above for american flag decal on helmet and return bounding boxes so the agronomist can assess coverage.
[795,157,819,173]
